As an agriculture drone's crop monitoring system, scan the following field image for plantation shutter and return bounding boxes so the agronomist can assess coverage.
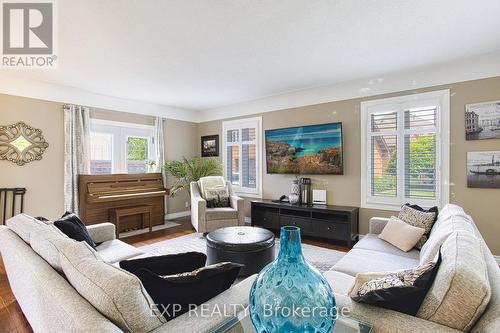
[222,118,261,196]
[370,111,398,198]
[404,107,437,200]
[364,95,444,209]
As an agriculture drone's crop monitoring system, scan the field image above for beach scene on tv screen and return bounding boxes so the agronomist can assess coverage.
[265,123,343,174]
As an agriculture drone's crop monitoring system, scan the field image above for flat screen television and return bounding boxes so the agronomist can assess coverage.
[265,122,343,174]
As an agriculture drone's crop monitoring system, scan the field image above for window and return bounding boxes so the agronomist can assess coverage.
[90,119,155,174]
[361,90,450,210]
[222,117,262,197]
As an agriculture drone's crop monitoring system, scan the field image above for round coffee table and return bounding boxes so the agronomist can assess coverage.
[206,226,276,277]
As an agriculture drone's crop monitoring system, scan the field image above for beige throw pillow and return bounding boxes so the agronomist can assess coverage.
[378,216,426,252]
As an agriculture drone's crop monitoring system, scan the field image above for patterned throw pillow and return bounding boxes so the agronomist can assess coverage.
[162,262,243,281]
[351,253,441,315]
[205,186,230,208]
[398,205,437,249]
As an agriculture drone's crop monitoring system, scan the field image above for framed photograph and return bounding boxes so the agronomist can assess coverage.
[465,100,500,140]
[201,135,219,157]
[467,151,500,188]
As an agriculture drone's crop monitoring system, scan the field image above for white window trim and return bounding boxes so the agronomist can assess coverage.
[360,90,450,210]
[90,119,155,174]
[222,116,263,198]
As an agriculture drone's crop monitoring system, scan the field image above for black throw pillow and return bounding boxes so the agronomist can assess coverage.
[120,252,207,276]
[53,212,96,250]
[134,262,243,321]
[404,203,439,222]
[352,251,442,315]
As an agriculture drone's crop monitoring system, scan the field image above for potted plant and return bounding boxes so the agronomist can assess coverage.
[163,156,222,197]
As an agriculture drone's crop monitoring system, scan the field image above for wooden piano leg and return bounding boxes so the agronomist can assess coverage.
[110,210,120,239]
[147,211,152,234]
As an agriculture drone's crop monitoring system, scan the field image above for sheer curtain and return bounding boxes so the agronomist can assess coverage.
[154,117,167,218]
[63,104,91,214]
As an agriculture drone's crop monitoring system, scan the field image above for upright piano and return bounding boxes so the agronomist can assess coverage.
[78,173,169,232]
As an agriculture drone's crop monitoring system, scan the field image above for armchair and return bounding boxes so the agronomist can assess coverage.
[190,179,245,233]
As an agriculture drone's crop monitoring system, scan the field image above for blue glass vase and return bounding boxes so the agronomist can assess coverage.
[249,226,336,333]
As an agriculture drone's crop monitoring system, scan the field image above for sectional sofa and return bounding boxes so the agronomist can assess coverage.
[324,204,500,332]
[0,204,498,332]
[0,215,254,332]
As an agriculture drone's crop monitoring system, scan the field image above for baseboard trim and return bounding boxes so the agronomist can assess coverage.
[166,211,190,220]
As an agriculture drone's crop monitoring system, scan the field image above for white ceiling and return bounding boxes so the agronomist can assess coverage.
[2,0,500,116]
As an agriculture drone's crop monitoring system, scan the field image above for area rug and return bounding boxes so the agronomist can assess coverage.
[139,233,346,273]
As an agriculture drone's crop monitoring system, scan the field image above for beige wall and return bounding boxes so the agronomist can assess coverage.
[164,118,198,214]
[197,76,500,255]
[0,94,197,221]
[0,94,65,219]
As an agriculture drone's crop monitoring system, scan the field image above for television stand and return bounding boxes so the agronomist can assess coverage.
[251,199,359,247]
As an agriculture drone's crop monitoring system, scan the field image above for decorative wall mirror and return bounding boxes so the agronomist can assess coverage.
[0,122,49,166]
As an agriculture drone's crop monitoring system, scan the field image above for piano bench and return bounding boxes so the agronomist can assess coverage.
[110,205,153,239]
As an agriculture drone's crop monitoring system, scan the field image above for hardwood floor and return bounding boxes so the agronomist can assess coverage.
[0,217,348,332]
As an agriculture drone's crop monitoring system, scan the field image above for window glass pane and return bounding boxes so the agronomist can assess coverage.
[242,144,256,188]
[242,128,256,141]
[127,136,148,173]
[405,133,436,199]
[227,145,240,185]
[90,132,113,174]
[227,129,239,143]
[371,135,397,197]
[405,107,436,130]
[371,112,397,132]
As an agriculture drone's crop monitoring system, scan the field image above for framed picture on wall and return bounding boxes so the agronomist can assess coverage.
[201,135,219,157]
[465,100,500,140]
[467,151,500,188]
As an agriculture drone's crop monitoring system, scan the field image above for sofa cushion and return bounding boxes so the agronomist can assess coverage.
[96,239,146,264]
[419,213,474,264]
[58,241,164,332]
[206,207,238,221]
[30,224,73,272]
[6,213,46,244]
[433,204,467,228]
[331,248,419,276]
[378,216,426,252]
[323,271,355,295]
[354,234,420,260]
[417,232,491,331]
[469,240,500,333]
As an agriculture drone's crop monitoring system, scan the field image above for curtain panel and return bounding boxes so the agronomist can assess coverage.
[63,104,91,214]
[154,117,167,216]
